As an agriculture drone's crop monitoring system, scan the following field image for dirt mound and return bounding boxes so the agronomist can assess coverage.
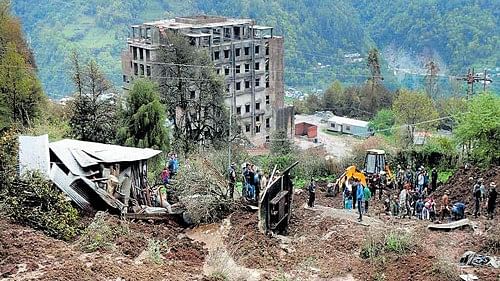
[0,215,206,280]
[433,165,500,211]
[225,209,282,268]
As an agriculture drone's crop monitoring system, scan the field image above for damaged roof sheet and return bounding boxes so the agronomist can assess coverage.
[18,135,50,177]
[49,139,162,176]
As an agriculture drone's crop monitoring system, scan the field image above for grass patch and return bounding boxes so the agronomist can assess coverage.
[147,239,166,265]
[437,169,455,184]
[361,230,416,259]
[77,212,129,252]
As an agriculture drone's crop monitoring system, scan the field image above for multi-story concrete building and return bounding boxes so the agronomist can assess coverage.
[121,15,294,146]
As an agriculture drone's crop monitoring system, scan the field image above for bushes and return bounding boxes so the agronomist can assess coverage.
[174,155,234,225]
[0,129,80,241]
[1,172,80,240]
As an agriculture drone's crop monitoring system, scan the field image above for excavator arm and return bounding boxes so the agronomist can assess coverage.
[336,165,367,191]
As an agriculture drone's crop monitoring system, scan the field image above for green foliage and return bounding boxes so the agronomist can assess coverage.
[369,109,395,136]
[77,212,129,252]
[421,136,457,157]
[25,101,70,141]
[392,89,439,147]
[118,79,169,151]
[1,171,80,241]
[454,93,500,165]
[361,230,416,259]
[11,0,500,96]
[0,127,18,190]
[0,42,45,129]
[437,169,454,184]
[68,54,117,143]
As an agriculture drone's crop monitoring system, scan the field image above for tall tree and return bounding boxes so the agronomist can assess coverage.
[158,32,229,155]
[367,48,383,110]
[392,89,438,147]
[455,93,500,165]
[118,79,169,151]
[68,53,116,143]
[424,60,440,99]
[0,43,44,129]
[322,80,342,111]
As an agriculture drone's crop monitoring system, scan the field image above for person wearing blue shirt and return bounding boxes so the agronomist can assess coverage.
[355,178,365,222]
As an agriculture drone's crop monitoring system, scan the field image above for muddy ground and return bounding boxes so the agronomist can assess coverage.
[1,186,499,280]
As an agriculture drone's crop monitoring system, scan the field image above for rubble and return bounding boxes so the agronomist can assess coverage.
[19,136,166,214]
[460,251,499,268]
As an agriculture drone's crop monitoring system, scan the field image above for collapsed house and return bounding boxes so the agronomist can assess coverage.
[19,135,163,214]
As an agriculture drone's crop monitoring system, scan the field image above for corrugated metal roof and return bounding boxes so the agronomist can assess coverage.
[50,164,93,212]
[50,139,162,165]
[18,135,50,178]
[328,115,369,127]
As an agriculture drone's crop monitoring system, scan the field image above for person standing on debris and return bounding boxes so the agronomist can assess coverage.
[343,185,352,209]
[355,179,365,222]
[363,183,372,214]
[308,178,317,208]
[440,190,451,221]
[399,183,410,218]
[352,179,358,209]
[228,163,237,199]
[473,179,483,218]
[378,171,386,200]
[405,165,414,186]
[417,168,425,194]
[161,166,170,185]
[391,195,400,216]
[254,167,261,201]
[415,196,424,219]
[243,164,255,200]
[487,182,497,220]
[397,165,405,190]
[431,168,438,192]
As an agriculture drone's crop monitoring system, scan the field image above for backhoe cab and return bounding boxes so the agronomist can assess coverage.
[364,149,394,188]
[331,149,393,196]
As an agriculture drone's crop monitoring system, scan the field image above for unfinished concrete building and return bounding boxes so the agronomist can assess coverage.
[121,15,294,146]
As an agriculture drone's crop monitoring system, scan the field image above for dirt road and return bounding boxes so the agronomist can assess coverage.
[294,114,363,159]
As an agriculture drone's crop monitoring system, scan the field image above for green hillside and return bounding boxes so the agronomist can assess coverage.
[12,0,499,98]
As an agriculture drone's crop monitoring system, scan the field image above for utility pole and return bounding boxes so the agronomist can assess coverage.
[456,68,493,99]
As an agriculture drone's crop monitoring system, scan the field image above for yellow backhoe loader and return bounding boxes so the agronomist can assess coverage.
[332,149,394,195]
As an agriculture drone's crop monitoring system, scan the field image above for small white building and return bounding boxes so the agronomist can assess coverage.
[327,115,371,137]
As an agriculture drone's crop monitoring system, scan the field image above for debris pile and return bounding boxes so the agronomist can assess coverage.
[433,165,500,209]
[19,136,165,214]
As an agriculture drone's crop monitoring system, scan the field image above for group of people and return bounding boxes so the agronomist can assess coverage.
[339,178,372,222]
[396,165,438,194]
[228,162,267,201]
[160,153,179,185]
[335,164,498,223]
[473,178,498,220]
